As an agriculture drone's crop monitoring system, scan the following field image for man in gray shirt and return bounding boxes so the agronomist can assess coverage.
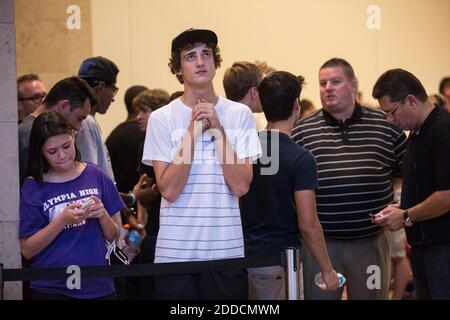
[76,56,119,180]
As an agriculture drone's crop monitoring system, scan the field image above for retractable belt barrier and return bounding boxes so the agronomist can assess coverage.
[1,248,303,300]
[2,255,281,282]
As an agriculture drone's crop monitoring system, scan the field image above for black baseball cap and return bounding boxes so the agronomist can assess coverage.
[171,28,218,53]
[78,56,119,84]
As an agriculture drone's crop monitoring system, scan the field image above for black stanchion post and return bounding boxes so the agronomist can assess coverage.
[0,263,4,300]
[284,247,302,300]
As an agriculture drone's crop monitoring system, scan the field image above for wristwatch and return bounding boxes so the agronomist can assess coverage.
[402,210,413,227]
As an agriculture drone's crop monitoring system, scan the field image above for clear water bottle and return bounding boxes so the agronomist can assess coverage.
[122,229,142,262]
[315,272,346,290]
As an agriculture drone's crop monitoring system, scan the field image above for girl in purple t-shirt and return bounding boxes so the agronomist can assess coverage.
[20,110,125,299]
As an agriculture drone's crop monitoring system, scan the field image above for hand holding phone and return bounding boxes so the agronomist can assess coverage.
[81,197,95,211]
[370,211,387,225]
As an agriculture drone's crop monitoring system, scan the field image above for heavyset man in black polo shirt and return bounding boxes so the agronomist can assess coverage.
[372,69,450,299]
[292,58,407,299]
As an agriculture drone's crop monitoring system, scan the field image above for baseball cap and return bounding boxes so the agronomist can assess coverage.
[171,28,218,53]
[78,56,119,84]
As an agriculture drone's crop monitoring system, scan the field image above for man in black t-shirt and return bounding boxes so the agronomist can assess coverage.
[240,71,340,300]
[106,85,148,194]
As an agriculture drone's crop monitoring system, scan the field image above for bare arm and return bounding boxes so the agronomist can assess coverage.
[86,196,120,242]
[295,189,339,290]
[101,213,120,242]
[212,127,253,197]
[374,190,450,230]
[374,190,450,231]
[153,121,200,202]
[408,190,450,222]
[137,201,148,226]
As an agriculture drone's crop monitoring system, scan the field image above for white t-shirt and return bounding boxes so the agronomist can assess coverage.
[142,96,261,263]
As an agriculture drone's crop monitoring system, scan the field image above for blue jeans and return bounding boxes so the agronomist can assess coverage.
[410,242,450,299]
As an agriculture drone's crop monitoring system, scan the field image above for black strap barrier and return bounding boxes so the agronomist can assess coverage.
[2,255,281,283]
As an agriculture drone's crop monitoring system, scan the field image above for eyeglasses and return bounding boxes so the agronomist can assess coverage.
[86,79,118,97]
[18,92,46,104]
[107,83,119,97]
[383,101,401,118]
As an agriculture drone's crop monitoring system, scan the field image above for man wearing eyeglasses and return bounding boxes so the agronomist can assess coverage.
[372,69,450,299]
[75,56,130,298]
[18,77,95,181]
[76,56,119,181]
[17,74,47,124]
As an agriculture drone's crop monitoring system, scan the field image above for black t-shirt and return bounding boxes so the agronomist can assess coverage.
[137,144,160,263]
[402,106,450,246]
[240,131,318,256]
[137,142,161,236]
[105,120,145,193]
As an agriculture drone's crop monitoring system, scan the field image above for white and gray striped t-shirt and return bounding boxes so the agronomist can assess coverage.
[142,97,262,262]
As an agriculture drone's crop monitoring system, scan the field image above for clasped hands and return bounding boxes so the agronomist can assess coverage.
[190,99,223,135]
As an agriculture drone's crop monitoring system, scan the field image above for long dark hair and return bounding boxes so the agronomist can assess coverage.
[25,110,81,183]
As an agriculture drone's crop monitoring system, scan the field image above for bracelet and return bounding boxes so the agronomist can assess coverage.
[151,183,160,195]
[128,192,137,207]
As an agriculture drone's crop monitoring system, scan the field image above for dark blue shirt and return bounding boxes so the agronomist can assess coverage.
[240,131,318,256]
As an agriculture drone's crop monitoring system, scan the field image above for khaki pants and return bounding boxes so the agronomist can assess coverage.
[302,231,390,300]
[248,266,286,300]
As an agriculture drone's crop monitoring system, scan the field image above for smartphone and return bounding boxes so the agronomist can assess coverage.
[81,197,94,210]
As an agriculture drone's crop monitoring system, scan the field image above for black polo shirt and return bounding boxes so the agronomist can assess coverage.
[402,106,450,246]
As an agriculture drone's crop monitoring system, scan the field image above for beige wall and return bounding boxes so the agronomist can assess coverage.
[15,0,450,139]
[15,0,92,87]
[90,0,450,139]
[5,0,449,299]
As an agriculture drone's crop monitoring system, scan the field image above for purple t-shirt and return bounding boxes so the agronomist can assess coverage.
[20,163,125,299]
